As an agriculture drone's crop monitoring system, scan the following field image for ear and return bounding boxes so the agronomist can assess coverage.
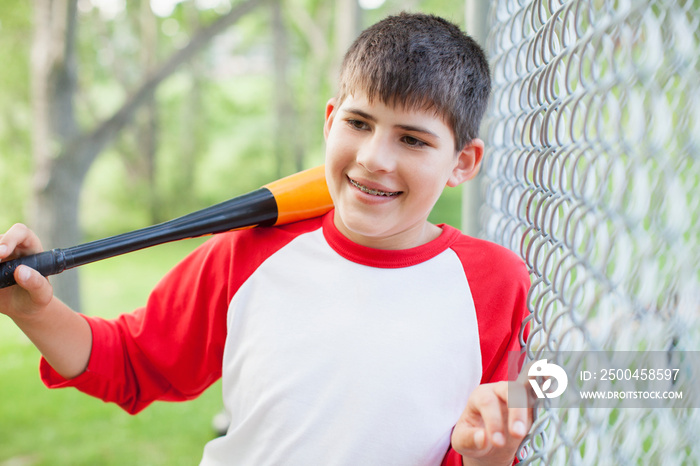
[446,138,484,187]
[323,98,337,141]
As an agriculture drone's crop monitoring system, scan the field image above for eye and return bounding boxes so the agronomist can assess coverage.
[346,119,369,131]
[402,135,427,147]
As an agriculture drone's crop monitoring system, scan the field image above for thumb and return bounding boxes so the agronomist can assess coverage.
[15,265,54,307]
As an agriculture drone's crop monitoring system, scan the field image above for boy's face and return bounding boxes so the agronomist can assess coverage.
[323,92,483,249]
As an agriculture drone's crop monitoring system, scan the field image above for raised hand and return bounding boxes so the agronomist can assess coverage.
[451,369,533,466]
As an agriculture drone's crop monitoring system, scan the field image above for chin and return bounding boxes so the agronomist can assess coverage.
[336,206,392,236]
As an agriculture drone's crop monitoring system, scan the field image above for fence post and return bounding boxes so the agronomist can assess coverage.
[462,0,489,237]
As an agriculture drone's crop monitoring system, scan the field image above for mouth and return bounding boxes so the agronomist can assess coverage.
[349,178,403,197]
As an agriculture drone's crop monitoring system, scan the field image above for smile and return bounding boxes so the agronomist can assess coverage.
[349,178,402,197]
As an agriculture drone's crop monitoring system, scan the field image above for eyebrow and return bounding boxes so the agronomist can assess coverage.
[343,107,440,140]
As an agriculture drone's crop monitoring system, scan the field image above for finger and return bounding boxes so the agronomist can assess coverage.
[14,265,53,307]
[485,382,532,441]
[508,383,532,439]
[508,407,530,438]
[509,363,535,438]
[0,232,9,259]
[453,424,487,452]
[0,224,43,259]
[476,387,508,447]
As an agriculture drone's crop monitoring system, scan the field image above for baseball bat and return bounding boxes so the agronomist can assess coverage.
[0,165,333,289]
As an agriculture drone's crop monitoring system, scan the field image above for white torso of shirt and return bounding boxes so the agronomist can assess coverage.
[201,227,482,466]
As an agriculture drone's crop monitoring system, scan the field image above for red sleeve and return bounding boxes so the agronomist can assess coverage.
[40,218,323,414]
[40,234,236,413]
[441,236,531,466]
[450,235,530,383]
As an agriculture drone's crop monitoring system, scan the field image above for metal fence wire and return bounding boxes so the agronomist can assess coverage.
[479,1,700,464]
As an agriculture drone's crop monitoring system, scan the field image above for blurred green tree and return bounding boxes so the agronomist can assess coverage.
[30,0,268,311]
[0,2,33,227]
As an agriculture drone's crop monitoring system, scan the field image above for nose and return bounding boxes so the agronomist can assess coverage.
[356,133,396,173]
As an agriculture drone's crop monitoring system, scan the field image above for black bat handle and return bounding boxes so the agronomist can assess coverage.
[0,249,68,289]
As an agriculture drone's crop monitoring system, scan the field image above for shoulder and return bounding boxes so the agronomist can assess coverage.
[445,226,530,287]
[156,214,326,300]
[193,214,326,268]
[442,228,531,382]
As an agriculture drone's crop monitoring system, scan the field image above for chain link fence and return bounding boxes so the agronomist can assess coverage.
[479,1,700,464]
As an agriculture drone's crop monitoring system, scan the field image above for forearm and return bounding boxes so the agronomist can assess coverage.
[1,226,93,379]
[11,296,92,379]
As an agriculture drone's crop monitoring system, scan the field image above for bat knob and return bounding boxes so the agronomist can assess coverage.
[0,249,68,289]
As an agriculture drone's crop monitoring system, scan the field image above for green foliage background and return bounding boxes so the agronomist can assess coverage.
[0,1,470,463]
[0,2,33,227]
[0,0,469,236]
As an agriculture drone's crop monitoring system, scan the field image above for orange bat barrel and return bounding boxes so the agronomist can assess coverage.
[0,166,333,289]
[264,165,333,226]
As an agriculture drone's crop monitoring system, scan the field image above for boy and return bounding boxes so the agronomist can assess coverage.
[0,12,531,466]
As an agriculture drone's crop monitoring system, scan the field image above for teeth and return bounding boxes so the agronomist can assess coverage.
[350,178,401,197]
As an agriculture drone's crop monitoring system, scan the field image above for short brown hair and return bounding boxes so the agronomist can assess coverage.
[337,12,491,151]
